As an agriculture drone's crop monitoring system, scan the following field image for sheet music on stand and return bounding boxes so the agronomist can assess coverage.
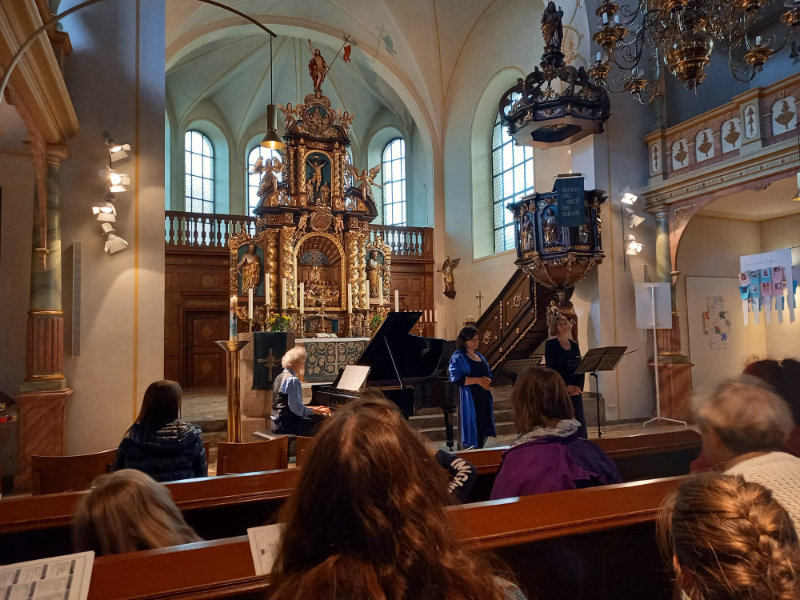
[575,346,628,438]
[335,365,370,391]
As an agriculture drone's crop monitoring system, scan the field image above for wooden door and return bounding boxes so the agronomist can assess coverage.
[186,312,227,387]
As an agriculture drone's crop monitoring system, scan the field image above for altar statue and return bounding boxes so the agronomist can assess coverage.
[366,249,382,296]
[237,243,262,293]
[347,164,382,200]
[541,1,564,52]
[308,48,329,96]
[438,256,460,299]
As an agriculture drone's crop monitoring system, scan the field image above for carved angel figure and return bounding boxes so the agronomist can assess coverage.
[346,164,382,200]
[278,103,300,130]
[438,256,460,299]
[258,156,285,197]
[337,110,354,133]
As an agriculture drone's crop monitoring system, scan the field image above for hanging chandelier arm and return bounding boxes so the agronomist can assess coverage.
[0,0,276,104]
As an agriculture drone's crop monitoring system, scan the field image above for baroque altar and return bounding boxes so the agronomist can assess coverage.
[229,80,392,338]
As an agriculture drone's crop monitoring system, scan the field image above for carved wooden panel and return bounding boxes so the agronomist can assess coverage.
[187,312,227,387]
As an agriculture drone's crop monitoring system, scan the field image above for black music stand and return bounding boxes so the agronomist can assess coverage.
[575,346,627,438]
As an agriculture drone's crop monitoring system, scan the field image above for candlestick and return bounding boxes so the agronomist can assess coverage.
[365,281,370,308]
[248,289,254,320]
[348,283,353,313]
[229,295,237,340]
[282,277,287,310]
[300,283,305,314]
[379,277,384,305]
[394,290,399,312]
[265,274,271,306]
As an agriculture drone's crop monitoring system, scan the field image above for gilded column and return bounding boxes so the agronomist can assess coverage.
[279,227,296,308]
[357,231,368,309]
[266,229,279,311]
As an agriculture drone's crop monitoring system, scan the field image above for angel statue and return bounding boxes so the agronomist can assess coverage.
[278,102,300,130]
[346,164,382,201]
[438,256,460,299]
[258,155,285,198]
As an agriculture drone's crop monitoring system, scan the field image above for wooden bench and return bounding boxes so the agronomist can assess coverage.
[458,429,701,501]
[83,476,683,600]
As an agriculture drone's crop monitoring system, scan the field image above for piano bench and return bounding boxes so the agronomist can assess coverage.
[253,431,297,459]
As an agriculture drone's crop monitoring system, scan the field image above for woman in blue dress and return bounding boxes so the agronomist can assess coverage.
[449,326,496,449]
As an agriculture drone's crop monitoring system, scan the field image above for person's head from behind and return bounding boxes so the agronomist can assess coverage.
[692,381,793,467]
[281,347,306,378]
[742,358,800,425]
[456,325,479,352]
[72,469,200,556]
[659,474,800,600]
[512,367,574,433]
[136,380,182,426]
[271,396,505,599]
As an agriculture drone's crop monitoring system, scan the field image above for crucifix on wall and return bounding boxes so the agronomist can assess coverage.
[476,290,483,316]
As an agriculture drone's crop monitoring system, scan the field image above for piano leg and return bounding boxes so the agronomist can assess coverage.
[441,406,455,451]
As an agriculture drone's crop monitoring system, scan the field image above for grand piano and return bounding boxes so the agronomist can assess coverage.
[311,311,459,449]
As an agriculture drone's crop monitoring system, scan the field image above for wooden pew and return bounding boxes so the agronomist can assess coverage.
[84,476,683,600]
[1,430,700,564]
[458,429,701,501]
[0,468,300,564]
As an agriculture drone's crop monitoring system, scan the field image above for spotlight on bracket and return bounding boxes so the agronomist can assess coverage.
[621,186,638,205]
[626,234,644,255]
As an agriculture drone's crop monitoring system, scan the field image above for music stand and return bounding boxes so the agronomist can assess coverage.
[575,346,627,438]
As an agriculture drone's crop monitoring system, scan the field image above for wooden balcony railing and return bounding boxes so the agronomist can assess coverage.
[165,211,433,259]
[165,211,256,247]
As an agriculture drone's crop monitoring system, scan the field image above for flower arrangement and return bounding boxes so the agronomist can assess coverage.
[268,313,291,332]
[369,312,384,331]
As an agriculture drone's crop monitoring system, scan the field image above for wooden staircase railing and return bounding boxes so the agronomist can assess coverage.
[475,269,564,371]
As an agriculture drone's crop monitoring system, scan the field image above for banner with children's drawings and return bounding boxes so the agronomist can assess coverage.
[739,248,798,326]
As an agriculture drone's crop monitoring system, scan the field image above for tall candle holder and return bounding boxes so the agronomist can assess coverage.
[215,338,250,442]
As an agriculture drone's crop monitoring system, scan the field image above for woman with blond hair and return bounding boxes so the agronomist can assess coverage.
[545,313,587,438]
[72,469,201,556]
[659,474,800,600]
[490,367,619,500]
[268,397,524,600]
[115,379,206,482]
[271,346,330,436]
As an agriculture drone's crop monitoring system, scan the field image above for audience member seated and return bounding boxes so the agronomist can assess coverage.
[693,380,800,531]
[271,347,330,436]
[659,474,800,600]
[692,358,800,472]
[72,469,202,556]
[268,397,525,600]
[490,367,620,500]
[115,380,207,482]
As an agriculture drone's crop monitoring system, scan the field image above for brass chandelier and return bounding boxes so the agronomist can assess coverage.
[588,0,800,102]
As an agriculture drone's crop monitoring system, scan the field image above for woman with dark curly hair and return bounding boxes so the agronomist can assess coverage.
[449,325,495,449]
[268,397,524,600]
[659,474,800,600]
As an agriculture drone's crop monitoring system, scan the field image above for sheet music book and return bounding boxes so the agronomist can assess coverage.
[247,524,283,576]
[0,551,94,600]
[336,365,371,391]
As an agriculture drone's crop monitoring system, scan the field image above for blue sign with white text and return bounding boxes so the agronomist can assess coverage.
[555,177,586,227]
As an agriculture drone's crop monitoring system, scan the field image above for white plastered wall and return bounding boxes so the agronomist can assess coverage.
[56,0,166,453]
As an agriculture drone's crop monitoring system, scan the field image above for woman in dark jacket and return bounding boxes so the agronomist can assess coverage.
[545,313,587,438]
[115,380,207,482]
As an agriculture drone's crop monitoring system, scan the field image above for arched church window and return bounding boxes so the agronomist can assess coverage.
[185,130,215,213]
[491,112,534,252]
[247,145,283,215]
[382,138,406,226]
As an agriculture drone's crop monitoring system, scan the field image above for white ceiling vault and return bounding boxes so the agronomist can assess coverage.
[163,0,589,156]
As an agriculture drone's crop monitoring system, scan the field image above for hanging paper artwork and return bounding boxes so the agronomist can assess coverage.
[739,249,798,326]
[703,296,731,349]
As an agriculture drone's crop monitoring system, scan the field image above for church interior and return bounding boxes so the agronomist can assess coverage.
[1,0,800,595]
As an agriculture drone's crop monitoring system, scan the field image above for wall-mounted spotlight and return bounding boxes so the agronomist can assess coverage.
[626,234,644,255]
[625,207,645,228]
[103,131,131,162]
[92,193,117,222]
[100,222,128,254]
[99,167,130,192]
[620,186,638,205]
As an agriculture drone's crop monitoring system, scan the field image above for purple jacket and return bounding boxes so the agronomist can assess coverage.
[490,425,621,500]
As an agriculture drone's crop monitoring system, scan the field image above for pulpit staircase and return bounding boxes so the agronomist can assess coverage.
[411,268,567,443]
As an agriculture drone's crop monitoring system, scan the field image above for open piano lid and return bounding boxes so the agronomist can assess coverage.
[355,311,452,385]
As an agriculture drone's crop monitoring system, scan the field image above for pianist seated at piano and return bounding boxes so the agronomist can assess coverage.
[271,347,331,436]
[491,367,620,500]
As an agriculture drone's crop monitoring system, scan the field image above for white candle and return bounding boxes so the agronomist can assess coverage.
[282,278,287,310]
[229,296,237,340]
[434,310,438,322]
[265,274,271,306]
[379,277,384,305]
[348,283,353,313]
[394,290,399,312]
[299,283,305,314]
[248,288,254,320]
[365,281,370,308]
